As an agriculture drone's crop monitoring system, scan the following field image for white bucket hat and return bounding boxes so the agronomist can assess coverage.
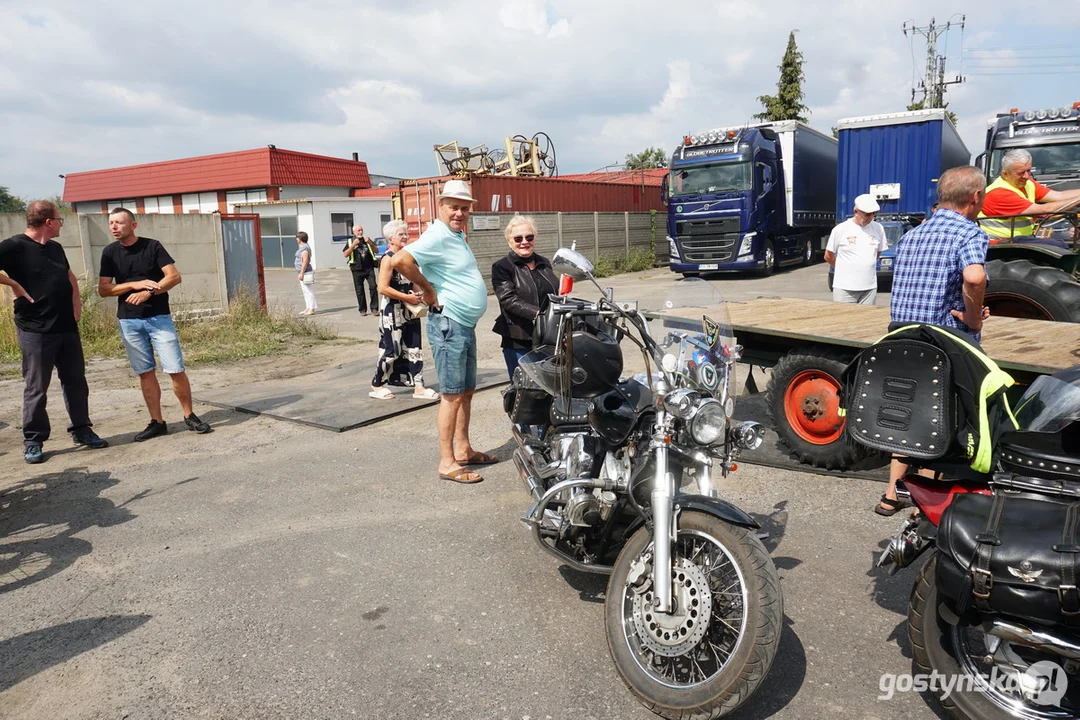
[854,193,880,213]
[436,179,476,203]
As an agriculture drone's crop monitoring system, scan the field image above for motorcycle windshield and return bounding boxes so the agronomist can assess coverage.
[518,346,560,396]
[649,278,734,400]
[1012,372,1080,433]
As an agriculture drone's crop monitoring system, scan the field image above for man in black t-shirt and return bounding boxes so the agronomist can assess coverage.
[343,223,379,314]
[98,208,211,442]
[0,201,108,463]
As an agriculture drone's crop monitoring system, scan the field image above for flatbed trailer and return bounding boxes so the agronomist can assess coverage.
[677,298,1080,470]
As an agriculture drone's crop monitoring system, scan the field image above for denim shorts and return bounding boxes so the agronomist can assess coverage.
[119,315,185,374]
[427,312,477,394]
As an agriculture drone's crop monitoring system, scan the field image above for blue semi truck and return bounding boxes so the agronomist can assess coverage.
[663,121,838,277]
[830,108,971,290]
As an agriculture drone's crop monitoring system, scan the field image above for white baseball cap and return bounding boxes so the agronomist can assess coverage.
[436,179,476,203]
[854,194,880,213]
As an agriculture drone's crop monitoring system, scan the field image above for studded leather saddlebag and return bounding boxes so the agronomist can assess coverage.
[936,489,1080,627]
[844,339,955,459]
[503,366,552,425]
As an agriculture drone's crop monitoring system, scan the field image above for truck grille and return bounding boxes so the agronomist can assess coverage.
[675,218,742,263]
[678,234,739,262]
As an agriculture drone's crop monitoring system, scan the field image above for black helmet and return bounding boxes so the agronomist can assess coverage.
[998,365,1080,481]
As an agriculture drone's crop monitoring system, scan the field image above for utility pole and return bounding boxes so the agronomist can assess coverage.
[903,16,965,108]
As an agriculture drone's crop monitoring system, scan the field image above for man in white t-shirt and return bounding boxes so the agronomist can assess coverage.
[825,194,888,305]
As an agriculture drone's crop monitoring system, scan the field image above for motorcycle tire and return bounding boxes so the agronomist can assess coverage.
[604,511,782,719]
[909,554,1075,719]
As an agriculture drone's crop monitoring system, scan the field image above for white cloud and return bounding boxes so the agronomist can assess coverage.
[0,0,1073,198]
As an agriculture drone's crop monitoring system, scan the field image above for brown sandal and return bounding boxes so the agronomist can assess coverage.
[439,468,484,484]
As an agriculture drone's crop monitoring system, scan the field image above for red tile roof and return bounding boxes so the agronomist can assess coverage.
[558,168,667,186]
[63,148,371,203]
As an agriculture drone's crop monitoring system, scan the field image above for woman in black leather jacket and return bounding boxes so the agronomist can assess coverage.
[491,214,559,378]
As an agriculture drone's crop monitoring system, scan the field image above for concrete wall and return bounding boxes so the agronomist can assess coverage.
[1,212,228,315]
[460,211,660,284]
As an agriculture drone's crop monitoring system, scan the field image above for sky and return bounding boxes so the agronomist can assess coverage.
[2,0,1079,200]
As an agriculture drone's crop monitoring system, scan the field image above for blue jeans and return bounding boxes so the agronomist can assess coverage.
[119,315,185,374]
[502,347,530,380]
[427,312,477,394]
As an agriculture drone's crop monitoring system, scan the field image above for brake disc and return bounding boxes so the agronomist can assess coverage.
[630,556,714,657]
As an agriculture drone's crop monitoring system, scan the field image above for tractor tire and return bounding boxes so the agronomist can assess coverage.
[985,259,1080,323]
[765,345,873,470]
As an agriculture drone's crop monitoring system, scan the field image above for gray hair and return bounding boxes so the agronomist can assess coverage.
[1001,149,1033,173]
[383,219,408,238]
[937,166,986,206]
[504,213,538,242]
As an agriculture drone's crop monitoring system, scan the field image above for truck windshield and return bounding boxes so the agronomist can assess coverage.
[670,161,752,196]
[989,142,1080,178]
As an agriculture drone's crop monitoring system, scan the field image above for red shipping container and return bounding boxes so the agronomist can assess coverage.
[398,174,664,238]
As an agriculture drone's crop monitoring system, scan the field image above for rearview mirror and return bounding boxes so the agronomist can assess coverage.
[553,248,594,280]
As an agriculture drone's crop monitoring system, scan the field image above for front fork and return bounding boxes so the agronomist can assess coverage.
[651,412,677,613]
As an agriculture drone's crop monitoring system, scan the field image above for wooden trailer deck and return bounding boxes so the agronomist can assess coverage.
[720,298,1080,383]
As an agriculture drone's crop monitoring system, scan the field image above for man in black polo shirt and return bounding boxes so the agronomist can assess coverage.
[0,200,108,463]
[98,208,211,442]
[343,223,379,314]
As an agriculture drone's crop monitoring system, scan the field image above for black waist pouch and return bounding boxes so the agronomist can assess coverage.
[937,489,1080,627]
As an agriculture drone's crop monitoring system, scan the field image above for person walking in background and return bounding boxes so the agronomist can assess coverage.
[344,224,379,315]
[392,179,493,484]
[369,220,439,401]
[491,214,557,378]
[98,208,212,442]
[825,194,887,305]
[0,200,108,464]
[876,165,991,516]
[295,231,317,316]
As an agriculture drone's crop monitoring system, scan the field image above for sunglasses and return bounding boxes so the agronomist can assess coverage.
[512,234,535,243]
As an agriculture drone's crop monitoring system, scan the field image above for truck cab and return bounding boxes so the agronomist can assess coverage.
[665,122,836,277]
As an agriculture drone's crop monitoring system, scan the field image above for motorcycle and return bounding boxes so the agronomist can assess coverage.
[505,248,782,718]
[872,356,1080,718]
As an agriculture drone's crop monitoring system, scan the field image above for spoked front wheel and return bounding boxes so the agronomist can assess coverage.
[604,511,783,718]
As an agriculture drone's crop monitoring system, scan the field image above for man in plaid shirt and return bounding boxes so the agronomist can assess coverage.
[876,165,991,516]
[890,165,990,342]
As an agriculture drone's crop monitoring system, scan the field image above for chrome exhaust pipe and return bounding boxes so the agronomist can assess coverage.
[513,449,543,501]
[988,619,1080,661]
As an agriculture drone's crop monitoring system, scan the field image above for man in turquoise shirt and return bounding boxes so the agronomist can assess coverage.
[393,180,494,484]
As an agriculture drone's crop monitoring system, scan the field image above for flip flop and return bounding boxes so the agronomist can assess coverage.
[368,388,395,400]
[412,388,440,400]
[459,451,499,466]
[874,494,908,517]
[439,468,484,484]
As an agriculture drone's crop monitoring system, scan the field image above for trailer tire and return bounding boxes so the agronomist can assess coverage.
[766,345,871,470]
[985,259,1080,323]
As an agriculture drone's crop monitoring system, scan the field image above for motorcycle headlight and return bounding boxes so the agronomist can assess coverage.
[663,389,700,419]
[690,399,726,445]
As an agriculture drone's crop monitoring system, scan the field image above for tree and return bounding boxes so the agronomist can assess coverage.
[45,194,73,214]
[624,147,667,169]
[0,186,26,214]
[755,31,810,123]
[907,100,958,127]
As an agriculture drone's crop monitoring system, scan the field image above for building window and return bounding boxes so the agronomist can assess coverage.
[226,188,268,212]
[380,213,391,232]
[259,215,300,269]
[108,199,138,212]
[330,213,353,243]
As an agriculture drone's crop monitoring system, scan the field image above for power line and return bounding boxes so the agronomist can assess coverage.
[965,44,1077,51]
[966,70,1080,76]
[966,63,1080,69]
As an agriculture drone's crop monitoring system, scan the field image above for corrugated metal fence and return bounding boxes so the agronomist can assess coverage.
[464,211,666,282]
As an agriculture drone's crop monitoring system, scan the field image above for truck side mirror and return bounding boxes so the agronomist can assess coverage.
[974,152,987,172]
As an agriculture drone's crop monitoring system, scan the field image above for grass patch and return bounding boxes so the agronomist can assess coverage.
[592,248,657,278]
[1,285,336,365]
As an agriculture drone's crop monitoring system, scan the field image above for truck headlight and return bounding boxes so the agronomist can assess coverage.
[690,399,726,445]
[738,232,757,256]
[668,236,680,261]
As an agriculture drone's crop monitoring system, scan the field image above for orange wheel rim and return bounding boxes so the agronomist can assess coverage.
[783,370,844,445]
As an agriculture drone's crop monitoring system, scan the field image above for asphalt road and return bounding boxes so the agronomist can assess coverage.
[0,261,947,720]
